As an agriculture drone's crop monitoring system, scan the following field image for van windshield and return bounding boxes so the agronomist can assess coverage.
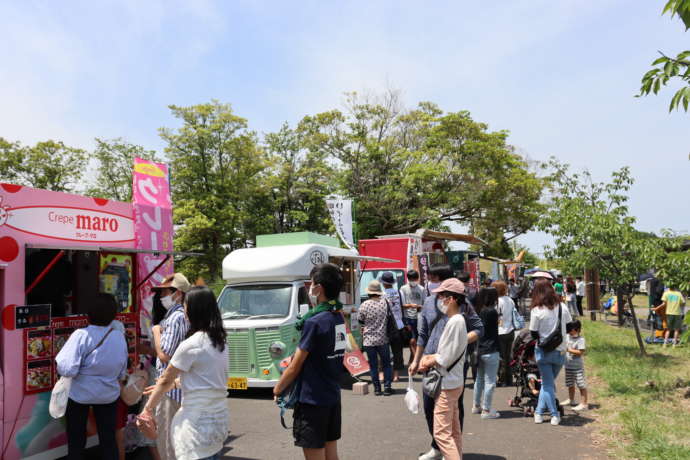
[218,284,292,320]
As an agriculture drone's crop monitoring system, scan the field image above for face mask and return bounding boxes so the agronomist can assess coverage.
[409,281,418,288]
[161,295,174,310]
[308,285,319,306]
[438,299,449,315]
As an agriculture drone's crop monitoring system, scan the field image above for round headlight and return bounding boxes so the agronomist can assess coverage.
[268,341,286,359]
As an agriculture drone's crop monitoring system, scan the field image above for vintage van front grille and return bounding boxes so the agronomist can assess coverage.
[227,331,250,374]
[255,327,281,368]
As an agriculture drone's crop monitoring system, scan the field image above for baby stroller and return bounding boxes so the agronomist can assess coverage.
[508,329,565,418]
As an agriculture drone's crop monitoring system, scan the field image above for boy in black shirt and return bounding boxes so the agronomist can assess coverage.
[274,263,346,460]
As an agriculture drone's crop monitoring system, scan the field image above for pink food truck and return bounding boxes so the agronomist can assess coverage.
[0,159,178,459]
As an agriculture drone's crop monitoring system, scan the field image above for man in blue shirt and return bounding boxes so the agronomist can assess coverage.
[274,263,347,460]
[381,271,405,383]
[151,273,191,460]
[410,265,484,460]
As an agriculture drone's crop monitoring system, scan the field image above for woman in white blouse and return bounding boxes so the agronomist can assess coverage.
[140,286,229,460]
[529,279,572,426]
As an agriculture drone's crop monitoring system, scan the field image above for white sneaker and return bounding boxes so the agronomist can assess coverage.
[560,399,571,406]
[481,410,501,419]
[534,413,544,424]
[573,403,588,411]
[419,448,443,460]
[551,415,561,426]
[471,405,481,414]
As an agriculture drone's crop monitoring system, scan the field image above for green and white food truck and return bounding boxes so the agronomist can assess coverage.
[219,238,392,389]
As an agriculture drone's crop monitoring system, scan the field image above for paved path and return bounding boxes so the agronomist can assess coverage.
[221,371,606,460]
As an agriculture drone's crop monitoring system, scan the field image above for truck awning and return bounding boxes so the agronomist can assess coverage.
[25,244,203,257]
[415,229,487,246]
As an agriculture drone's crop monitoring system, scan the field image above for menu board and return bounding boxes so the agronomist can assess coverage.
[15,304,51,329]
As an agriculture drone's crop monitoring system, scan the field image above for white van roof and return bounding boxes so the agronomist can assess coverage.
[222,244,396,283]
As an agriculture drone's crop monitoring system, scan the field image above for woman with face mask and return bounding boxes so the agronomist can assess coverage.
[419,278,468,460]
[148,273,192,460]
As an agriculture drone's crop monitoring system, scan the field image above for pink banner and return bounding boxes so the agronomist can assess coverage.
[132,158,174,338]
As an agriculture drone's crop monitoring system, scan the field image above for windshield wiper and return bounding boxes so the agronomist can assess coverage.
[222,313,251,319]
[245,314,286,320]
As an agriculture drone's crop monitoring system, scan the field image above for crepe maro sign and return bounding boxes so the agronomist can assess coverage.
[2,206,134,243]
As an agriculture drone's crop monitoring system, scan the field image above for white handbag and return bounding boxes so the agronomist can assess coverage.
[49,376,73,418]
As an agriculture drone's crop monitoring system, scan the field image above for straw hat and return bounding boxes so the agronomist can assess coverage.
[366,280,384,296]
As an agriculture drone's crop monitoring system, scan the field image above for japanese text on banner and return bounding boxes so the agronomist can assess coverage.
[132,158,174,338]
[325,197,354,249]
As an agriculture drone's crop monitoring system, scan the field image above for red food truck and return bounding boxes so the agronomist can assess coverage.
[357,229,487,298]
[0,159,182,459]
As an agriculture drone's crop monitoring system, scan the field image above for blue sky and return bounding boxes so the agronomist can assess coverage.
[2,0,689,254]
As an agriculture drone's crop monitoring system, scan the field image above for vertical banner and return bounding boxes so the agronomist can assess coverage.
[407,237,422,272]
[133,158,174,339]
[325,196,354,249]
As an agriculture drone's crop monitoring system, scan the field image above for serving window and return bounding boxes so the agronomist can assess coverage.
[26,248,135,317]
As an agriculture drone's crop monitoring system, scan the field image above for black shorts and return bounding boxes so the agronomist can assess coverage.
[293,402,341,449]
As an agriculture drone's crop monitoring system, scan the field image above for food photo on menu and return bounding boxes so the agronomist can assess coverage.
[26,330,52,359]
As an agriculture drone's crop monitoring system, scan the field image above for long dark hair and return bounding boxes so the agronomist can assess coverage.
[530,279,560,310]
[185,286,226,352]
[475,287,498,313]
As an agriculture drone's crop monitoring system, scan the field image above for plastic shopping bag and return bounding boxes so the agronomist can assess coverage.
[49,376,72,418]
[404,374,420,414]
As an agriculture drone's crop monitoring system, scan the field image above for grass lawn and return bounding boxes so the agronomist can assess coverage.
[584,318,690,459]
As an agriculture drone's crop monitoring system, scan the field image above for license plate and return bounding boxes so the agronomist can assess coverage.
[227,377,248,390]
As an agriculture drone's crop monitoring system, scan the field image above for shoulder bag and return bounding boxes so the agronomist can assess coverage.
[422,347,466,399]
[538,304,563,352]
[384,298,400,342]
[50,328,114,418]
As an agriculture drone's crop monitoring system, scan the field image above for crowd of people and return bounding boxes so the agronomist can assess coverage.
[270,263,592,460]
[55,273,229,460]
[53,263,595,460]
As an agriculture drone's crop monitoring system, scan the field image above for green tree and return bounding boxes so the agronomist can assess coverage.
[86,138,160,201]
[0,138,87,192]
[538,159,654,355]
[160,101,272,281]
[647,231,690,292]
[638,0,690,112]
[298,91,544,242]
[263,123,335,234]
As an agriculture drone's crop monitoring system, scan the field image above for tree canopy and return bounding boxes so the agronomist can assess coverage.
[87,138,160,201]
[638,0,690,112]
[0,138,87,192]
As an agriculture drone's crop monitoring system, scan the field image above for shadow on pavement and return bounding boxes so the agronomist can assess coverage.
[560,414,596,427]
[491,410,531,419]
[219,435,262,460]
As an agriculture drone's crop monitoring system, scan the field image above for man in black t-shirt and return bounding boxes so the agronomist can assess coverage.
[274,263,346,460]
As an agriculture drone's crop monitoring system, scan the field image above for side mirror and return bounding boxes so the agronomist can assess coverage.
[298,304,309,317]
